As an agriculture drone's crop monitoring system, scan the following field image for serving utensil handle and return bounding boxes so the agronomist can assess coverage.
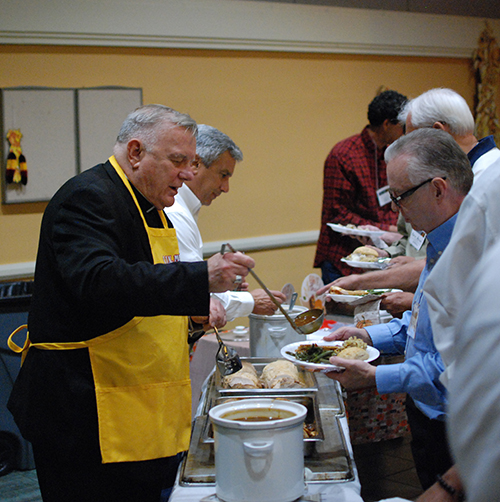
[224,243,301,333]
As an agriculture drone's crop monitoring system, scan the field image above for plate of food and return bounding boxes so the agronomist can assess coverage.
[327,223,385,238]
[327,286,401,305]
[341,246,391,270]
[281,338,380,372]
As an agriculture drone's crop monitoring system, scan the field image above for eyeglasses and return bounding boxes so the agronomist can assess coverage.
[389,177,445,207]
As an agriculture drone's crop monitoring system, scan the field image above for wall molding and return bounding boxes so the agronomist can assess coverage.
[1,0,499,58]
[0,231,319,281]
[0,262,36,282]
[202,230,319,258]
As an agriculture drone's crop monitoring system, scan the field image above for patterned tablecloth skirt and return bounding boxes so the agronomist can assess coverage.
[344,355,411,445]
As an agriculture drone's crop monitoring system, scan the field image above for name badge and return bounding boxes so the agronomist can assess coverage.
[407,302,419,339]
[409,229,426,251]
[377,185,392,206]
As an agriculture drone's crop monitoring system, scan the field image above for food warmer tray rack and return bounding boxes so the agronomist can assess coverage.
[180,362,352,486]
[207,357,345,416]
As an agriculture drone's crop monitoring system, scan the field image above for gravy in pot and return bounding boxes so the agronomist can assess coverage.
[221,408,296,422]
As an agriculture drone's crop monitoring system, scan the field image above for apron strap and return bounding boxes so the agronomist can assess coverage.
[8,317,145,355]
[8,324,29,354]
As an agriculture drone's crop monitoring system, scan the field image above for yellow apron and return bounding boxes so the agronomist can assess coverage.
[8,156,191,463]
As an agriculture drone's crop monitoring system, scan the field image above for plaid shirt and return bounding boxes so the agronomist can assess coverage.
[314,126,398,275]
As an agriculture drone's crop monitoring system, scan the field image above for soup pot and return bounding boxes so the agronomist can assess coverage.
[209,398,307,502]
[249,304,307,358]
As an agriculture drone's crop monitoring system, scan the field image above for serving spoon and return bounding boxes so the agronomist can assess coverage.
[223,243,324,335]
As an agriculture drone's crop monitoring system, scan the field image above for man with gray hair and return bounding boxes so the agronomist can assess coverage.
[401,87,499,179]
[7,105,254,502]
[323,128,473,491]
[165,124,285,330]
[322,88,500,319]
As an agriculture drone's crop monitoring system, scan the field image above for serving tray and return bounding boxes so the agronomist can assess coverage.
[214,357,318,395]
[180,402,352,486]
[200,393,325,446]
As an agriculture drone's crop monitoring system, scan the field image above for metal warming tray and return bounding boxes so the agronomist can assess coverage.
[205,357,345,417]
[214,357,318,395]
[200,393,325,446]
[180,371,352,486]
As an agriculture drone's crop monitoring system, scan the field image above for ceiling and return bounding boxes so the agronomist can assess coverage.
[244,0,500,19]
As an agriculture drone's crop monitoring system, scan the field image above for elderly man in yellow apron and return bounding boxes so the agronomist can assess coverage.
[7,105,254,502]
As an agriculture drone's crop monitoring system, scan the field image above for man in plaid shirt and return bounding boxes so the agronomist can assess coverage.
[314,90,408,282]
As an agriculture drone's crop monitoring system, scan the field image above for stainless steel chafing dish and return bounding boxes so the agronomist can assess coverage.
[180,357,352,486]
[213,357,318,396]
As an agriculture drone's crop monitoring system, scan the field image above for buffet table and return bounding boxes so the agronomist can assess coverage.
[169,414,363,501]
[172,361,364,502]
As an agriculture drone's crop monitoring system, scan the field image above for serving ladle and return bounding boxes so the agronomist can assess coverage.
[213,325,243,376]
[223,243,324,335]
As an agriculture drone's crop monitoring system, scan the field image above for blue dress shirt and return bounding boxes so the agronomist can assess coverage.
[365,214,458,421]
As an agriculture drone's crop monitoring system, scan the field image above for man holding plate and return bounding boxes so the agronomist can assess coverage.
[323,128,473,492]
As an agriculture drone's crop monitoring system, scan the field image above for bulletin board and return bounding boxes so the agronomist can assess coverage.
[1,86,143,204]
[77,87,142,171]
[1,87,77,204]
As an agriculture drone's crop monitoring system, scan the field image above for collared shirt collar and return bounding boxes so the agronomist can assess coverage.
[176,184,202,222]
[361,125,386,160]
[425,213,458,268]
[468,135,496,167]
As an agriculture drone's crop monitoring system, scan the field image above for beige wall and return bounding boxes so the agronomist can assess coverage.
[0,45,475,322]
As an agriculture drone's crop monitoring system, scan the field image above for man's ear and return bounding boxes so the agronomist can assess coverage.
[433,177,447,202]
[127,139,143,168]
[432,121,448,132]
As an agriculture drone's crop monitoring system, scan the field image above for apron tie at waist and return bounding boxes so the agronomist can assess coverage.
[7,317,146,356]
[8,324,30,354]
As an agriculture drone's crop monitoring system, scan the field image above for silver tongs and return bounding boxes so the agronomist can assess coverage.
[213,325,243,376]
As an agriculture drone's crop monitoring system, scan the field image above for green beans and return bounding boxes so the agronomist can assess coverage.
[289,343,341,364]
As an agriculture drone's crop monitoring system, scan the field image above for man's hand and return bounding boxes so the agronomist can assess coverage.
[380,231,403,245]
[358,224,381,232]
[387,255,416,268]
[323,326,373,345]
[207,252,255,293]
[204,296,227,329]
[415,465,462,502]
[316,274,365,296]
[381,292,414,319]
[324,357,377,390]
[251,289,286,316]
[331,274,367,291]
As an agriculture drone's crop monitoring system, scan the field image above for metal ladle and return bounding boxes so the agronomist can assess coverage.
[213,325,243,376]
[223,243,324,335]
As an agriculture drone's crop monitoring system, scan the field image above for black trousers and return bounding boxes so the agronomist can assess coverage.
[32,438,182,502]
[405,396,453,490]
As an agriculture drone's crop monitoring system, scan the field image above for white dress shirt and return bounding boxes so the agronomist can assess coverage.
[424,149,500,386]
[164,184,254,321]
[448,239,500,502]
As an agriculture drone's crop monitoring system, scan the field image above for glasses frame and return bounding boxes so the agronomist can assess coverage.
[389,176,446,208]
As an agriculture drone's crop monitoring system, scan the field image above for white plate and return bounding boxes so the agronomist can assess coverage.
[326,288,400,305]
[281,340,380,372]
[300,273,325,307]
[341,258,390,270]
[327,223,385,238]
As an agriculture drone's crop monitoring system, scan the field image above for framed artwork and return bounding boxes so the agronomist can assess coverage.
[1,87,77,204]
[1,86,143,204]
[77,87,142,172]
